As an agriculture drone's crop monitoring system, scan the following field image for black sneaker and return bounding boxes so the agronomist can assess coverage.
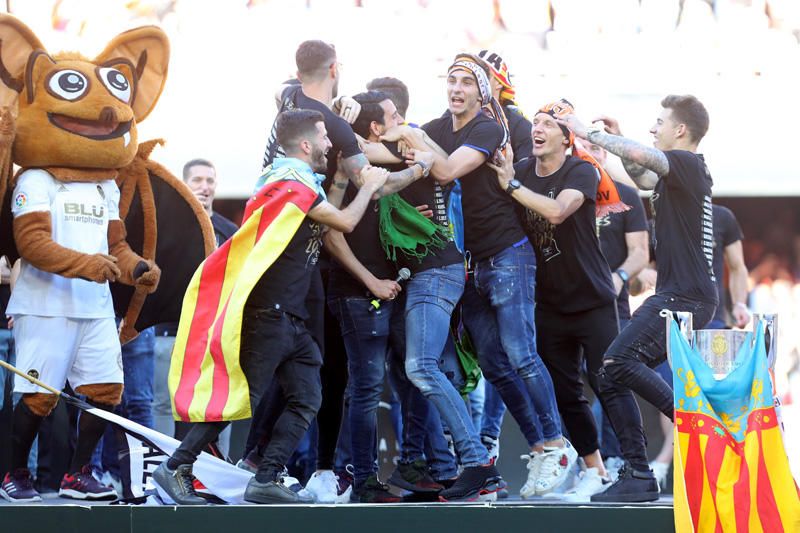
[245,476,314,505]
[590,462,659,503]
[388,459,444,493]
[350,475,402,503]
[152,463,206,505]
[438,464,502,502]
[0,469,41,503]
[59,465,117,501]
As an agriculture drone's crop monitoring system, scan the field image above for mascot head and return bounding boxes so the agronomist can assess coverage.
[0,14,169,170]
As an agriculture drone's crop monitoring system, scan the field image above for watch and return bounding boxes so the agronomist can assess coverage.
[615,268,630,286]
[415,159,431,177]
[505,179,521,195]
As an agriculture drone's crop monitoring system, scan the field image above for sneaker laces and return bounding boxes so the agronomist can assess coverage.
[520,453,537,470]
[176,466,198,495]
[10,469,35,490]
[539,449,565,477]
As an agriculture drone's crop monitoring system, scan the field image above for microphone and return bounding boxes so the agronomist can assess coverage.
[370,268,411,310]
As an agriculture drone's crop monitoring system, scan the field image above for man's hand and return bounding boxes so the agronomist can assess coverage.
[405,149,434,171]
[487,145,515,188]
[335,96,361,124]
[360,165,390,193]
[555,114,588,140]
[379,124,411,143]
[367,278,401,300]
[592,114,622,136]
[612,273,624,296]
[732,303,751,328]
[415,204,433,219]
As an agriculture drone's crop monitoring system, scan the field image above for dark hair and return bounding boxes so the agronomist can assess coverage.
[276,109,325,153]
[366,77,409,118]
[661,94,709,144]
[182,158,214,181]
[351,91,390,139]
[295,40,336,81]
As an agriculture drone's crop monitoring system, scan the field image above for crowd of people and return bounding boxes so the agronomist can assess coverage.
[0,37,763,507]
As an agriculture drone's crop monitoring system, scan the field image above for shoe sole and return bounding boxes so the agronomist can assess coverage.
[244,494,312,504]
[387,474,442,494]
[590,490,659,503]
[0,487,41,503]
[58,489,117,500]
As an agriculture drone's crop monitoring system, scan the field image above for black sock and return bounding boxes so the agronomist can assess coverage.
[69,403,112,473]
[11,400,45,471]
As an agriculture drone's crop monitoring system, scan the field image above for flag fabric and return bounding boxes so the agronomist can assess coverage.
[80,404,252,504]
[671,319,800,533]
[168,165,320,423]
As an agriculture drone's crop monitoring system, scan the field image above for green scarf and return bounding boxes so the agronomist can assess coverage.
[378,193,449,262]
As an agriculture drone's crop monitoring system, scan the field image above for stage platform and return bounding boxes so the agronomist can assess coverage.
[1,495,675,533]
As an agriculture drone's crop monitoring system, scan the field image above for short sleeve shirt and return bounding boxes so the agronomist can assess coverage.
[710,204,744,324]
[651,151,718,304]
[423,113,524,260]
[7,169,119,318]
[516,156,616,313]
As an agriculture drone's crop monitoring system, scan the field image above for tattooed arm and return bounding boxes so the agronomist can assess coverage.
[557,114,667,190]
[340,150,424,198]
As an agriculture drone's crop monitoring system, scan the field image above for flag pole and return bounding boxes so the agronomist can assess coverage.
[0,359,83,404]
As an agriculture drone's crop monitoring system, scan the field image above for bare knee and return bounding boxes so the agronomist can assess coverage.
[22,392,59,417]
[76,383,124,407]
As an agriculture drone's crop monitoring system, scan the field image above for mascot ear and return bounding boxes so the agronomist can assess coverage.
[0,14,45,109]
[95,26,169,122]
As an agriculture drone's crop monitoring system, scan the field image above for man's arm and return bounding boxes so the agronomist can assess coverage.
[612,230,649,295]
[724,240,751,327]
[557,114,667,190]
[322,231,401,300]
[488,146,584,225]
[308,167,388,232]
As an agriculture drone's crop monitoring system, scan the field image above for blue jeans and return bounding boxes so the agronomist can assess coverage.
[404,264,489,468]
[464,243,561,445]
[331,295,403,484]
[388,335,458,481]
[480,381,507,440]
[95,327,155,475]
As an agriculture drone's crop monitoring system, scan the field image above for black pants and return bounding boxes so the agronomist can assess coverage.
[171,306,322,480]
[601,292,715,471]
[537,303,632,458]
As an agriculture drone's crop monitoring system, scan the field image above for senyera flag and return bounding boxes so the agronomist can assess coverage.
[169,167,319,423]
[670,319,800,532]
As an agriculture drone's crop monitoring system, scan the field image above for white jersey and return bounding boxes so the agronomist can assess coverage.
[7,169,120,318]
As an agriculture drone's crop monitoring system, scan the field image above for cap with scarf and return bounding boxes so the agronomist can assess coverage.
[537,98,630,217]
[477,49,516,106]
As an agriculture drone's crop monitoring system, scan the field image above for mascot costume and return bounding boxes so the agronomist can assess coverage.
[0,14,214,502]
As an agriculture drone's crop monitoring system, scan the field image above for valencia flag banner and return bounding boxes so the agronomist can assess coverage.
[671,320,800,532]
[168,166,319,423]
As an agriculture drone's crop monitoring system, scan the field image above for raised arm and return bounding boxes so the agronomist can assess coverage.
[724,240,751,328]
[557,114,666,190]
[308,166,388,232]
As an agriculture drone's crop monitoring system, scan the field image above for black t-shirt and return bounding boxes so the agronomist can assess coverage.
[650,151,718,304]
[516,156,616,313]
[711,204,744,324]
[423,113,523,261]
[505,105,533,163]
[211,212,238,247]
[597,182,648,320]
[328,182,397,298]
[262,85,361,180]
[246,195,325,319]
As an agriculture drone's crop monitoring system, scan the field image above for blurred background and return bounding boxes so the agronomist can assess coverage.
[3,0,799,484]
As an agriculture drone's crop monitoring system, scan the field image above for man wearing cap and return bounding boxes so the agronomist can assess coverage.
[384,54,575,499]
[489,98,650,501]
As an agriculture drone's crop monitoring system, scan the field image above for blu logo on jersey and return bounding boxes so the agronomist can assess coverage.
[64,203,105,218]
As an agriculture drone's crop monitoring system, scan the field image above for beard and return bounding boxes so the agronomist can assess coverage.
[311,145,328,173]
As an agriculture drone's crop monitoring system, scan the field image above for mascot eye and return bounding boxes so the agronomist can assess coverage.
[47,70,88,100]
[98,67,131,103]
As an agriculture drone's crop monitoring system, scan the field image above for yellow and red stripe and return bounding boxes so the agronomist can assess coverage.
[168,173,318,422]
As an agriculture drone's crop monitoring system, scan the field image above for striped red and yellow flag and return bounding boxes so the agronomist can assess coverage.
[670,322,800,533]
[168,168,319,422]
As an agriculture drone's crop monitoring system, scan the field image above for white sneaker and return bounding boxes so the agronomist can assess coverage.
[534,439,578,495]
[519,452,544,499]
[650,461,670,491]
[560,467,612,502]
[304,470,338,504]
[481,435,500,465]
[604,456,625,482]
